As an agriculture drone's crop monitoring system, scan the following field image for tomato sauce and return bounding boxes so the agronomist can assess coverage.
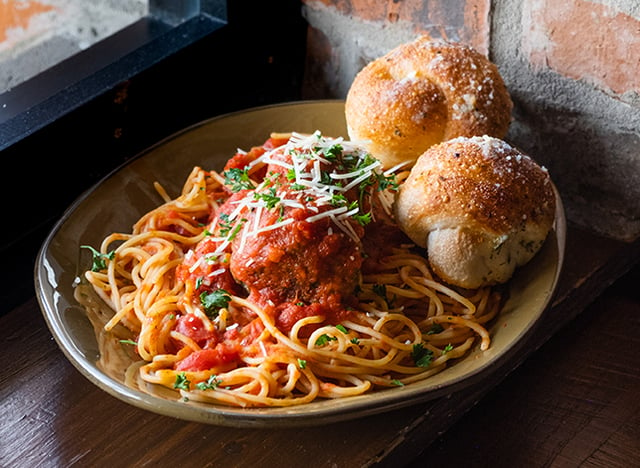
[175,345,240,372]
[172,134,399,371]
[231,206,362,306]
[174,314,218,348]
[223,136,290,183]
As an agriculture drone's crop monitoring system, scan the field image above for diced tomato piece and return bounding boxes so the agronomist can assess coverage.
[174,314,218,347]
[175,344,239,371]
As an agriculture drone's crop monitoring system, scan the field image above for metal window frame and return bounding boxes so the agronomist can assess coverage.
[0,0,227,151]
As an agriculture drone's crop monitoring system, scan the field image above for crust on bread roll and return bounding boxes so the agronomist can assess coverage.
[394,136,556,289]
[345,36,513,169]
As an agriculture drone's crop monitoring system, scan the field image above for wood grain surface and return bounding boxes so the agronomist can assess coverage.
[1,224,639,467]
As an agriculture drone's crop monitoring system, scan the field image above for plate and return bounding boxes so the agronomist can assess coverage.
[35,100,566,428]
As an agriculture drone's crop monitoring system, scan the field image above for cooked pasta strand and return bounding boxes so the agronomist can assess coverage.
[79,134,502,408]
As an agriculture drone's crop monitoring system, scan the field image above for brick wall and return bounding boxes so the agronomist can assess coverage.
[301,0,640,241]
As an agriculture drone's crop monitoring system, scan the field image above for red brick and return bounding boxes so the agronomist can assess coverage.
[0,0,55,43]
[302,0,490,55]
[462,0,490,55]
[523,0,640,95]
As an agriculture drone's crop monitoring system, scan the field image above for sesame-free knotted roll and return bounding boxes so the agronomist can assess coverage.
[345,36,513,169]
[394,136,556,289]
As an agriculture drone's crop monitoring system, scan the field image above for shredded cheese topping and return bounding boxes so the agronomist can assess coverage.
[209,131,397,256]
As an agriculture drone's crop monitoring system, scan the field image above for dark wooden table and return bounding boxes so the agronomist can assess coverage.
[2,224,639,467]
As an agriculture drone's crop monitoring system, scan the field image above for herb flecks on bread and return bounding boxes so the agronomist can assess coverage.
[394,136,555,289]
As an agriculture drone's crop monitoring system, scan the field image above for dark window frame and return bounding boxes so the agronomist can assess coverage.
[0,1,227,151]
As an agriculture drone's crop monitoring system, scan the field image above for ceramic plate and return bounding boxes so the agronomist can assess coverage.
[35,100,566,428]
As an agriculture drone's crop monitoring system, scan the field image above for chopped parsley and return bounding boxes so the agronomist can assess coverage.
[223,168,255,192]
[174,372,191,390]
[330,193,349,207]
[335,324,348,334]
[376,171,399,192]
[372,283,387,298]
[411,343,434,368]
[254,187,281,209]
[196,374,222,391]
[426,323,445,335]
[218,213,247,240]
[320,170,334,186]
[81,245,115,272]
[315,334,338,346]
[353,211,372,226]
[317,143,342,160]
[119,339,138,346]
[200,289,231,319]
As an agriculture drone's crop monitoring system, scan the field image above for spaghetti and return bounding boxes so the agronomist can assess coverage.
[81,131,502,408]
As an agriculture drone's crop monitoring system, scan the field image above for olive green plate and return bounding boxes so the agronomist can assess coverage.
[35,100,566,428]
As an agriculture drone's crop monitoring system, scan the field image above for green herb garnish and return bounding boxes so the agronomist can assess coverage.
[353,211,372,226]
[196,375,222,390]
[426,323,445,335]
[254,187,281,209]
[223,168,255,192]
[200,289,231,319]
[315,334,338,346]
[411,343,434,368]
[336,324,348,334]
[174,372,191,390]
[81,245,115,272]
[119,339,137,346]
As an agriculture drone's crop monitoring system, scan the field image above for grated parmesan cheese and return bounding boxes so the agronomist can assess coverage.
[209,131,400,254]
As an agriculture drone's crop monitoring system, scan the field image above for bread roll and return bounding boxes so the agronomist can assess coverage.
[394,136,555,289]
[345,36,513,169]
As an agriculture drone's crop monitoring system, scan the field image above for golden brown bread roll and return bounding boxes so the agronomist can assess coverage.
[345,36,513,169]
[394,136,556,289]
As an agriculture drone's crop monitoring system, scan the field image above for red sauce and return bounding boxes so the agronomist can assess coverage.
[173,314,217,347]
[274,299,356,336]
[173,313,265,371]
[175,345,240,372]
[223,136,290,183]
[150,209,210,237]
[171,135,399,371]
[231,206,362,306]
